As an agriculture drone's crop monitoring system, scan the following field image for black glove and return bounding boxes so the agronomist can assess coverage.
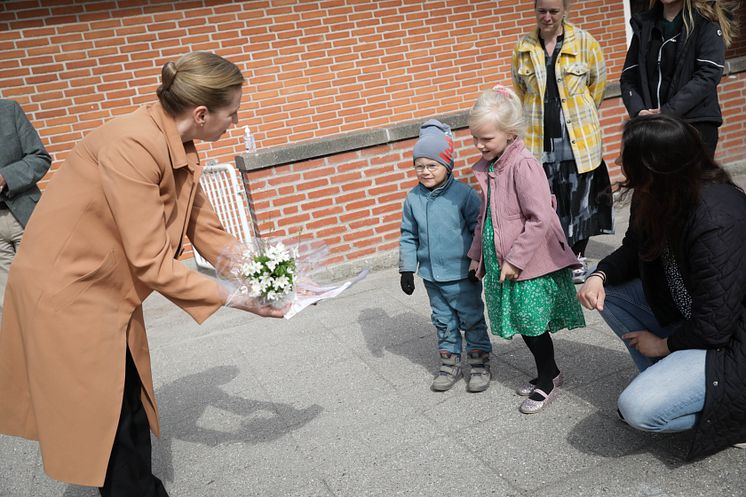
[400,272,415,295]
[468,269,479,283]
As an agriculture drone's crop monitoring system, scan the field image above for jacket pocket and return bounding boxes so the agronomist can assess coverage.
[516,62,540,96]
[563,62,589,96]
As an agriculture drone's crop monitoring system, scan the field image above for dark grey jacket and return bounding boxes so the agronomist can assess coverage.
[0,99,51,227]
[597,183,746,460]
[620,6,725,125]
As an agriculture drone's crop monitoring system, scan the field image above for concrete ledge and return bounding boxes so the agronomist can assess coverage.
[725,55,746,76]
[235,57,743,172]
[724,159,746,175]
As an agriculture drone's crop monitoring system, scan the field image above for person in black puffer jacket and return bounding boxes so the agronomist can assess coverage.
[578,114,746,460]
[620,0,739,157]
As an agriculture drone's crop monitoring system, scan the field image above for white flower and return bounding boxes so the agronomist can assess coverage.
[266,242,291,262]
[248,260,263,275]
[266,290,278,301]
[240,263,253,278]
[258,273,273,292]
[274,275,290,289]
[266,259,278,271]
[249,282,262,297]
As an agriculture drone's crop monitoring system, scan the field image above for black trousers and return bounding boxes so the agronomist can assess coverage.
[99,349,169,497]
[691,122,719,159]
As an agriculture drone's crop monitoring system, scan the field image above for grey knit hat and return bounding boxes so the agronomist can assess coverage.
[413,119,454,171]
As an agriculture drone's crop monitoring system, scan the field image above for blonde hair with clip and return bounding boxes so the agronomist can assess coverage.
[468,84,526,137]
[156,52,244,116]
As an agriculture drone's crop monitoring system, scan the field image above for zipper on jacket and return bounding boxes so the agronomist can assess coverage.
[490,171,506,266]
[656,34,678,109]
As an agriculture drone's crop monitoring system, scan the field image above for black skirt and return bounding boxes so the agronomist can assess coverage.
[542,159,614,246]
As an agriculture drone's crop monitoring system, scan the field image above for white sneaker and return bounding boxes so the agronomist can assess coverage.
[734,442,746,449]
[572,256,588,284]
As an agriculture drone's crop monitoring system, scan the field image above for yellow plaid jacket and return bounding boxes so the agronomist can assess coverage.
[512,22,606,174]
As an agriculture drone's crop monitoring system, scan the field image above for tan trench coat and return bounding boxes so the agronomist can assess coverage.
[0,103,235,486]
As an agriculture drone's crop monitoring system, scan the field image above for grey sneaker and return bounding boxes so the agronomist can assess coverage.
[572,256,589,284]
[466,351,491,393]
[431,353,461,391]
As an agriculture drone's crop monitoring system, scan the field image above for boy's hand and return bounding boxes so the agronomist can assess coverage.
[469,259,479,272]
[400,272,415,295]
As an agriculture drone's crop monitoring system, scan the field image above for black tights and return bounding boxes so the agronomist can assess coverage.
[522,333,560,399]
[572,239,588,258]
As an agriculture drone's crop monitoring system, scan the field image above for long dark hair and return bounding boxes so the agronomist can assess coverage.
[619,114,731,260]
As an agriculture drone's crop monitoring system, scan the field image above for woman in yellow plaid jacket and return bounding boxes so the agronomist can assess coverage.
[512,0,614,283]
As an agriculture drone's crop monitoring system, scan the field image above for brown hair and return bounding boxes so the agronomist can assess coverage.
[650,0,740,46]
[619,114,732,260]
[156,52,244,116]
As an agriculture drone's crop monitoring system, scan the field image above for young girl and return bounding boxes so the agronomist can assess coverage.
[467,85,585,413]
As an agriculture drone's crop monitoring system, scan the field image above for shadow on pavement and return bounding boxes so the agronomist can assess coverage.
[357,307,437,373]
[153,365,322,482]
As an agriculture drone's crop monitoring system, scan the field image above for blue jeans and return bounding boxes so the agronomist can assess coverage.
[600,279,705,432]
[424,278,491,355]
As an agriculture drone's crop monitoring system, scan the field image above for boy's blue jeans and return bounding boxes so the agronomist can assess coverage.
[600,279,705,432]
[423,278,491,356]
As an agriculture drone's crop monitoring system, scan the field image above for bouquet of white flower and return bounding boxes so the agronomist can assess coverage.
[221,239,299,309]
[217,237,367,319]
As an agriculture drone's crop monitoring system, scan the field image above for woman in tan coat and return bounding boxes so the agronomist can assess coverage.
[0,52,283,496]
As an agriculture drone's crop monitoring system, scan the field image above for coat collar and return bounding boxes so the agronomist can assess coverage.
[517,21,578,57]
[472,137,525,174]
[145,102,200,172]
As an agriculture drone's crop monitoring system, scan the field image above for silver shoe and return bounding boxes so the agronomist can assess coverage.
[519,387,559,414]
[572,256,589,284]
[515,371,564,396]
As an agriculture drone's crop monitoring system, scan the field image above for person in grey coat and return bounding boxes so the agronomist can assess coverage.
[0,99,52,314]
[399,119,492,393]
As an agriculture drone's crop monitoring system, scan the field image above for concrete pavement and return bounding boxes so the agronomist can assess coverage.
[2,176,746,497]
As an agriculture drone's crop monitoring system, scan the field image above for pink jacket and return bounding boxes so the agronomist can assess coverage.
[467,138,579,281]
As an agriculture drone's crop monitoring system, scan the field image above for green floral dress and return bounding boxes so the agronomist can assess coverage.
[482,166,585,339]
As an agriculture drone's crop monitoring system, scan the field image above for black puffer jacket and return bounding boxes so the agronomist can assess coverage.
[620,5,726,124]
[597,183,746,460]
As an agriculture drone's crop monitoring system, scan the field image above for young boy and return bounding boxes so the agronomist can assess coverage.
[399,119,492,392]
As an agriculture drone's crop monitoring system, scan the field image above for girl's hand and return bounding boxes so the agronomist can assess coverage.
[499,261,521,283]
[577,276,606,311]
[622,331,670,358]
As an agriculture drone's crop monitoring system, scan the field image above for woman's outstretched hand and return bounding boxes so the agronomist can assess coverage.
[577,275,605,311]
[221,286,288,318]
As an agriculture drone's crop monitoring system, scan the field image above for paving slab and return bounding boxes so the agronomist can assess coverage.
[3,176,746,497]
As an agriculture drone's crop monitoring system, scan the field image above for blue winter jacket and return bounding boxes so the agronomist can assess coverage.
[399,174,481,282]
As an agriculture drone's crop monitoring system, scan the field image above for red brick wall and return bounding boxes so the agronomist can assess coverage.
[1,0,745,266]
[1,0,629,182]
